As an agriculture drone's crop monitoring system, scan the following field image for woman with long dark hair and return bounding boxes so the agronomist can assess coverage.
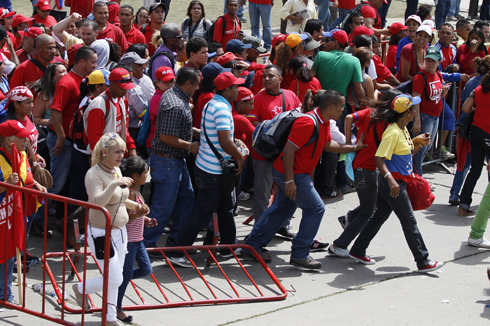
[133,7,149,29]
[348,93,442,273]
[396,25,431,82]
[181,0,211,40]
[276,33,306,89]
[287,55,321,103]
[457,28,486,77]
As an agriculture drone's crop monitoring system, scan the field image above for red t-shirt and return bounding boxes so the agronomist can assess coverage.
[50,70,84,135]
[232,109,255,149]
[33,14,58,28]
[15,49,31,64]
[249,0,272,4]
[97,23,128,52]
[472,85,490,134]
[385,45,397,70]
[396,43,426,82]
[10,57,50,89]
[360,3,381,29]
[108,1,120,24]
[439,44,455,70]
[69,0,93,18]
[338,0,356,10]
[288,77,322,103]
[0,32,15,59]
[213,13,241,49]
[146,89,163,148]
[250,64,265,95]
[140,23,161,56]
[273,109,331,175]
[456,44,485,75]
[122,25,146,47]
[194,91,214,129]
[373,55,392,82]
[351,108,386,170]
[413,70,444,117]
[247,89,301,160]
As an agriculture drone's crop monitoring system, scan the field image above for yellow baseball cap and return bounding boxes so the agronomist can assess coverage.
[391,94,421,113]
[88,69,110,86]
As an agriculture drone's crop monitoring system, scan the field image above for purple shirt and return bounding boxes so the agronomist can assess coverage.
[151,45,177,80]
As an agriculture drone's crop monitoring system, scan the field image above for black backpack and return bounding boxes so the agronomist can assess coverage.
[182,17,210,39]
[203,15,242,44]
[340,1,380,34]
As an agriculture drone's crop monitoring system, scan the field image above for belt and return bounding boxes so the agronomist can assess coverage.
[151,150,186,159]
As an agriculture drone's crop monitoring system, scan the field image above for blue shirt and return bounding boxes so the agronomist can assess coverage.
[196,94,234,175]
[396,36,412,72]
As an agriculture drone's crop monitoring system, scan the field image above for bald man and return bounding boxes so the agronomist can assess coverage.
[10,34,63,88]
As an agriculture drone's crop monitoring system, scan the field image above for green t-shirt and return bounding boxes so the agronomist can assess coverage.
[312,50,363,98]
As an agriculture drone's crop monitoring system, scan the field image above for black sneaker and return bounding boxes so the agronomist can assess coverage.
[30,223,52,238]
[290,256,322,269]
[276,226,295,239]
[13,264,29,273]
[147,251,163,259]
[240,248,272,263]
[203,229,215,245]
[321,189,342,199]
[310,239,329,252]
[25,252,39,263]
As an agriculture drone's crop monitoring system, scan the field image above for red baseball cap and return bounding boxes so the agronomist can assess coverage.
[322,29,349,47]
[217,52,239,66]
[236,87,253,102]
[214,72,245,91]
[36,0,52,11]
[67,44,83,66]
[155,66,176,83]
[18,26,43,38]
[0,8,15,19]
[272,34,287,49]
[389,22,408,36]
[0,120,31,138]
[353,26,375,37]
[12,14,34,28]
[109,68,136,90]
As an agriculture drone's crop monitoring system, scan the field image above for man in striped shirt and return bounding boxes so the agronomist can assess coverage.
[167,72,247,268]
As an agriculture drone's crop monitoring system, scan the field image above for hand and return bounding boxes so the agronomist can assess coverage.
[144,217,158,227]
[470,39,479,51]
[271,0,274,6]
[354,133,367,151]
[285,180,296,200]
[450,64,459,72]
[442,83,451,97]
[128,149,137,157]
[237,31,245,41]
[460,74,470,82]
[5,36,13,49]
[413,133,431,147]
[411,120,421,135]
[34,182,47,193]
[71,12,83,22]
[234,156,244,175]
[333,0,338,7]
[51,136,65,156]
[387,176,400,198]
[140,203,150,216]
[6,173,19,185]
[291,16,303,25]
[189,141,200,155]
[36,154,46,168]
[236,60,250,71]
[236,139,249,156]
[116,176,133,188]
[192,127,201,137]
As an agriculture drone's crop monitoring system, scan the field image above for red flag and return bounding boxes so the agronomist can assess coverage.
[0,144,25,264]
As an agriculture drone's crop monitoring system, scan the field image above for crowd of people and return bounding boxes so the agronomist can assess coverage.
[1,0,490,324]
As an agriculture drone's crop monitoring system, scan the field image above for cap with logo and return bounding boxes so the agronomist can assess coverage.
[322,29,349,47]
[225,39,252,54]
[155,66,176,82]
[406,14,422,26]
[36,0,52,11]
[88,69,110,86]
[425,46,442,61]
[242,36,267,54]
[0,120,31,138]
[214,72,245,91]
[149,2,168,14]
[353,26,375,37]
[389,22,408,36]
[0,8,16,19]
[19,26,43,38]
[12,14,34,28]
[119,51,148,65]
[216,52,239,66]
[285,32,308,48]
[236,87,253,102]
[391,94,421,113]
[272,34,287,48]
[416,25,433,37]
[202,62,231,80]
[109,68,136,90]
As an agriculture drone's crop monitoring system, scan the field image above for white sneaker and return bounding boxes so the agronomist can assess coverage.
[167,256,192,268]
[327,244,350,258]
[107,320,125,326]
[238,191,251,201]
[468,237,490,249]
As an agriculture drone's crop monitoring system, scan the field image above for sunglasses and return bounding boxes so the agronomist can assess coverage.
[113,78,133,83]
[173,35,183,39]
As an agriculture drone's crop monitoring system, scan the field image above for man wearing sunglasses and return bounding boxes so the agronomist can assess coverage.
[150,23,183,80]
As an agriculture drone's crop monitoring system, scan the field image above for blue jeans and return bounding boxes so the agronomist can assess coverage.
[350,174,430,269]
[143,154,194,247]
[405,0,419,20]
[448,0,461,16]
[0,258,14,301]
[334,168,378,249]
[413,113,439,177]
[117,241,152,311]
[249,2,272,49]
[171,166,236,254]
[328,8,350,30]
[317,0,331,31]
[435,0,451,29]
[245,169,325,260]
[379,0,391,28]
[449,151,472,202]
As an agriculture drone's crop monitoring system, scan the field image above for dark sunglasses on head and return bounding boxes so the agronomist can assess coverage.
[113,78,133,83]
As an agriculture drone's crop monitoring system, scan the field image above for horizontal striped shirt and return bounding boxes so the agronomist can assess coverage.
[196,94,234,175]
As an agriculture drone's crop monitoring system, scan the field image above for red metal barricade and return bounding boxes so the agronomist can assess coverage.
[0,181,112,326]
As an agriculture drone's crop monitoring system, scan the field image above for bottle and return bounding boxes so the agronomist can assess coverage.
[33,283,56,297]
